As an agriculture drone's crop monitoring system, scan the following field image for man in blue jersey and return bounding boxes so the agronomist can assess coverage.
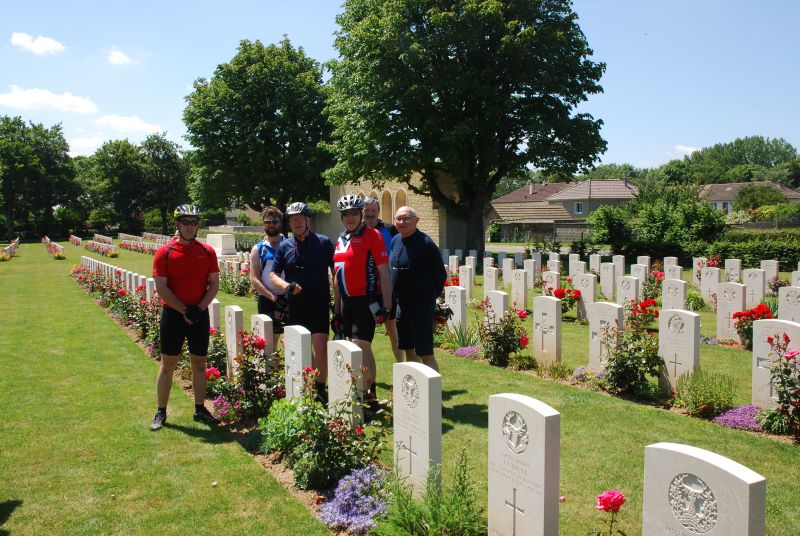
[249,206,287,350]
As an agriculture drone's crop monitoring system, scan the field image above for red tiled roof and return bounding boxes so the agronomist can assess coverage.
[545,179,638,201]
[699,182,800,202]
[492,182,571,203]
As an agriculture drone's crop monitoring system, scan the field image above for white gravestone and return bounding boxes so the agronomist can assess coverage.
[589,253,601,274]
[206,233,236,256]
[485,290,509,325]
[465,256,477,283]
[469,249,477,260]
[658,309,700,396]
[448,255,459,275]
[514,252,524,268]
[327,340,364,422]
[716,282,746,343]
[284,325,312,399]
[546,260,560,275]
[485,266,500,292]
[393,362,442,495]
[792,270,800,287]
[700,267,720,303]
[612,255,625,285]
[542,271,559,294]
[568,253,580,278]
[498,252,506,265]
[502,258,515,287]
[574,273,596,321]
[643,442,766,536]
[600,262,615,300]
[760,259,779,293]
[548,252,559,263]
[484,256,495,274]
[617,276,640,305]
[663,256,678,268]
[250,314,274,362]
[573,261,586,276]
[445,286,466,332]
[531,251,542,266]
[725,258,742,282]
[752,318,800,407]
[208,298,220,331]
[631,263,647,281]
[662,279,687,311]
[511,269,528,311]
[665,264,683,281]
[224,305,244,379]
[146,277,156,301]
[458,265,474,301]
[533,296,561,364]
[488,393,560,536]
[524,259,537,289]
[743,268,766,309]
[587,302,624,371]
[637,255,651,274]
[692,257,707,287]
[778,286,800,322]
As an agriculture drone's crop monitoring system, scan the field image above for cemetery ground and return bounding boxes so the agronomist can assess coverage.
[5,242,800,534]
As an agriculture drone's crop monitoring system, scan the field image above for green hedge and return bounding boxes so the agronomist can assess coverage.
[706,239,800,271]
[723,227,800,243]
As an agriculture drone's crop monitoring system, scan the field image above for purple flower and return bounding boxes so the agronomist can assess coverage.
[454,345,482,358]
[319,465,389,535]
[713,404,761,432]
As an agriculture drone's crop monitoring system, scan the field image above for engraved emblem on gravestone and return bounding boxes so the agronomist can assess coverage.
[401,374,420,409]
[334,349,346,377]
[501,411,530,454]
[748,272,756,281]
[668,314,685,334]
[667,285,678,297]
[788,290,800,306]
[723,287,735,302]
[515,271,522,281]
[622,280,631,290]
[727,270,738,282]
[581,278,590,289]
[668,473,718,534]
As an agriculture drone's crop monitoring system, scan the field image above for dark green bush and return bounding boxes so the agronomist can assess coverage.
[705,239,800,271]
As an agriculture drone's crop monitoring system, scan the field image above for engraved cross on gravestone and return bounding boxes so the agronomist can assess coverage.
[504,487,525,536]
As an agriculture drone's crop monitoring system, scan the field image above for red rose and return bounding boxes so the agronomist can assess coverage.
[253,337,266,351]
[516,310,528,319]
[784,333,791,344]
[554,288,566,299]
[355,426,363,435]
[519,335,529,347]
[205,367,221,381]
[209,327,217,335]
[304,366,314,373]
[573,289,581,299]
[595,489,626,513]
[767,336,774,344]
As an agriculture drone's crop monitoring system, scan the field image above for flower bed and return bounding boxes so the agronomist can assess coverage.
[119,240,159,255]
[84,240,119,257]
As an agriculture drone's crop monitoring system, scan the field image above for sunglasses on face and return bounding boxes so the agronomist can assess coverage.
[263,219,281,225]
[342,210,361,217]
[179,219,200,226]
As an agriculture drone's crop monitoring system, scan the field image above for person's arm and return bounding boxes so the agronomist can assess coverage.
[154,276,187,315]
[269,246,301,295]
[198,272,219,310]
[431,242,448,296]
[250,245,275,301]
[378,263,392,310]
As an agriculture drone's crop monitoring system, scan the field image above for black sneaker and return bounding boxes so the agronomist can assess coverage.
[193,406,219,425]
[149,410,166,431]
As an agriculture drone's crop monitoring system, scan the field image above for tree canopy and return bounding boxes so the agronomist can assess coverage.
[733,183,787,211]
[325,0,606,253]
[183,38,331,213]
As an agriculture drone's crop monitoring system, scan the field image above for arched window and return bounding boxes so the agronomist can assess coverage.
[395,189,407,212]
[381,190,393,222]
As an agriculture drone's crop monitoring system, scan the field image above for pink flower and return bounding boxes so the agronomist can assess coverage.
[519,335,529,348]
[205,367,221,381]
[785,348,800,361]
[354,426,363,435]
[253,337,266,351]
[304,366,314,374]
[209,327,217,335]
[595,490,626,513]
[516,310,528,319]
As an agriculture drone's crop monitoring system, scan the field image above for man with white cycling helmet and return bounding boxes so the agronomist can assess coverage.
[332,194,393,406]
[269,201,335,399]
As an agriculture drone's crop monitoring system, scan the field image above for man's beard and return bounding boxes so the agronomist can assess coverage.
[266,228,280,237]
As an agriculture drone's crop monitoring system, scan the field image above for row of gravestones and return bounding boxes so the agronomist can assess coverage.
[81,256,158,302]
[394,362,766,536]
[3,237,21,257]
[42,236,64,254]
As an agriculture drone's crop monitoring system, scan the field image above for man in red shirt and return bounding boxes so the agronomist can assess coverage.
[332,194,392,404]
[149,205,220,431]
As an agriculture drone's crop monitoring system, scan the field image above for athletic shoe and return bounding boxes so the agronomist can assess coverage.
[149,410,166,431]
[193,406,219,425]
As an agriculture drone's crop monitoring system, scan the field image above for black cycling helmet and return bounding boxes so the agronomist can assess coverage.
[285,202,311,217]
[174,204,201,220]
[337,194,365,213]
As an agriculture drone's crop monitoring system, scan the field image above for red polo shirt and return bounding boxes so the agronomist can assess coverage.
[153,240,219,307]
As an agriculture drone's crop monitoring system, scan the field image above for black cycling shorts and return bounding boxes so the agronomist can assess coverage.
[342,295,376,342]
[160,306,210,356]
[396,301,435,356]
[288,298,330,335]
[257,294,285,334]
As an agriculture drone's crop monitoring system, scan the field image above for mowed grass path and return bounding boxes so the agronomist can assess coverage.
[0,244,329,535]
[74,243,800,534]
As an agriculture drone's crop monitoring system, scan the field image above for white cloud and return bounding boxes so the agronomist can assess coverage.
[96,114,160,134]
[107,47,135,65]
[69,136,105,156]
[675,144,699,156]
[10,32,65,55]
[0,85,97,113]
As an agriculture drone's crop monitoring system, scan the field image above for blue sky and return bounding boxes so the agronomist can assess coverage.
[2,1,798,168]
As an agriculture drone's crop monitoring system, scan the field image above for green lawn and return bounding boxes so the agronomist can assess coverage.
[41,242,800,534]
[0,244,329,535]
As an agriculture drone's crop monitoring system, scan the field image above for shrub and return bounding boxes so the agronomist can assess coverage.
[571,366,607,391]
[732,304,773,349]
[756,408,792,435]
[602,299,661,396]
[685,290,705,312]
[706,239,800,270]
[508,351,538,371]
[763,333,800,440]
[768,275,790,294]
[536,361,572,381]
[478,302,528,368]
[441,319,481,351]
[675,370,736,418]
[372,449,485,536]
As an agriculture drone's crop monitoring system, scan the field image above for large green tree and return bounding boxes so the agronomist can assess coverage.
[140,133,188,233]
[91,140,147,233]
[183,38,330,212]
[0,116,75,240]
[325,0,606,253]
